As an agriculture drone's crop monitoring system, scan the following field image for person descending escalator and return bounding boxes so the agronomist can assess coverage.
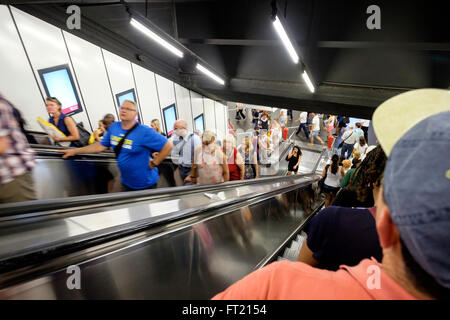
[57,100,173,191]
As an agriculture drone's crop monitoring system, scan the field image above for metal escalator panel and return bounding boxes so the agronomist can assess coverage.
[0,177,322,299]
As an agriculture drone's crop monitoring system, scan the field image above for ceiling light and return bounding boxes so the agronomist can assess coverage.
[272,15,299,64]
[196,64,225,85]
[302,71,315,93]
[130,18,183,58]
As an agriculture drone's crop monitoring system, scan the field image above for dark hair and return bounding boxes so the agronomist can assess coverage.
[359,136,366,146]
[349,145,386,202]
[330,154,339,174]
[293,146,302,156]
[102,114,115,130]
[351,158,361,169]
[356,122,361,128]
[400,237,450,299]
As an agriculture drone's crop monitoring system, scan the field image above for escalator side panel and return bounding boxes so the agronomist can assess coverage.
[0,185,321,299]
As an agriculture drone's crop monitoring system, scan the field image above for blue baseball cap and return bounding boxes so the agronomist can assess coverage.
[372,89,450,288]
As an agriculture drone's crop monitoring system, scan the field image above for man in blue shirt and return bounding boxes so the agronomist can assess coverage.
[58,100,173,191]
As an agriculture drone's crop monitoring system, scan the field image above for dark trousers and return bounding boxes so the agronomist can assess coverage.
[179,165,192,181]
[287,109,293,120]
[341,142,354,159]
[362,126,369,142]
[296,123,309,139]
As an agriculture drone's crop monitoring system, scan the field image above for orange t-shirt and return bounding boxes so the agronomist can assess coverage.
[212,258,417,300]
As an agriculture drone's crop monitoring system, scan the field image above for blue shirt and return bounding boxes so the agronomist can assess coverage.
[101,122,168,189]
[49,113,77,147]
[304,206,382,271]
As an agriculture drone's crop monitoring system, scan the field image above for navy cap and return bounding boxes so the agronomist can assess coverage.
[383,111,450,288]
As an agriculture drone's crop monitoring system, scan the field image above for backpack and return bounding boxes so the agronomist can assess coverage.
[73,121,91,147]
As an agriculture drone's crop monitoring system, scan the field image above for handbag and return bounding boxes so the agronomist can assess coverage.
[338,131,354,149]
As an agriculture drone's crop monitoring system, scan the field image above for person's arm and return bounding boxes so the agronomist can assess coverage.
[94,129,103,142]
[190,164,197,184]
[57,142,107,158]
[0,136,11,155]
[253,152,259,178]
[322,166,327,178]
[297,236,320,267]
[294,155,301,170]
[286,152,292,161]
[149,140,173,169]
[236,152,245,180]
[221,150,230,182]
[53,117,80,142]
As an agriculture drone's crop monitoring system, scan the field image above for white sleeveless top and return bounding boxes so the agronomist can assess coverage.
[324,166,341,187]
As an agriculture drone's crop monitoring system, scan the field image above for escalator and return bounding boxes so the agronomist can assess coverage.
[0,173,324,299]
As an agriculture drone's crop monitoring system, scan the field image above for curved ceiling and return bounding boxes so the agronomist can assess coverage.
[7,0,450,118]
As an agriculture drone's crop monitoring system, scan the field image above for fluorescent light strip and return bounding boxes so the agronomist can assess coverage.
[130,18,183,58]
[302,71,315,93]
[196,64,225,85]
[272,16,299,64]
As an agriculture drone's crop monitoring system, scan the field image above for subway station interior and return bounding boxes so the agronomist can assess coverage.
[0,0,449,300]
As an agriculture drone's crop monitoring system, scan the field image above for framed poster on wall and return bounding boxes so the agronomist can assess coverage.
[194,114,205,133]
[38,64,83,117]
[163,104,178,137]
[116,88,141,123]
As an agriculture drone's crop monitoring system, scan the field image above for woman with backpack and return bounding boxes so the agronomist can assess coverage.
[45,97,80,147]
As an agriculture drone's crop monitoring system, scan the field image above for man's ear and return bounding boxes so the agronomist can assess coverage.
[376,204,401,249]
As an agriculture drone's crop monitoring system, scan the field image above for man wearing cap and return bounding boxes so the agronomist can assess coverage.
[212,89,450,299]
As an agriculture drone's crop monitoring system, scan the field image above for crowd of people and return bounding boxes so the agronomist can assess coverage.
[213,88,450,300]
[1,88,449,300]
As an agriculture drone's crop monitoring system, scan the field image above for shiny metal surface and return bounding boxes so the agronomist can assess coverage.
[0,174,316,265]
[0,179,321,299]
[29,145,176,200]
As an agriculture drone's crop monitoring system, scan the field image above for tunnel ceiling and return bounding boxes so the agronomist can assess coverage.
[6,0,450,118]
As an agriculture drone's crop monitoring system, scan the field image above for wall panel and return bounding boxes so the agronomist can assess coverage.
[174,83,193,131]
[11,6,92,130]
[0,5,43,131]
[102,49,138,119]
[203,98,216,134]
[131,63,161,128]
[63,31,117,126]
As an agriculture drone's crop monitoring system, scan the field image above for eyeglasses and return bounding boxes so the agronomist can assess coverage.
[121,107,136,112]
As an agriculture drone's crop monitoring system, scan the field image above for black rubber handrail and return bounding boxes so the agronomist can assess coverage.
[0,172,317,218]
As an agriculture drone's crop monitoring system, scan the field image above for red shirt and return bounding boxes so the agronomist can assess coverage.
[227,148,240,181]
[212,258,417,300]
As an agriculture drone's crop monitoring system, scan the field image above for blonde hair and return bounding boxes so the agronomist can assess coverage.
[342,159,352,170]
[151,119,162,134]
[223,134,236,148]
[243,137,253,153]
[202,130,216,145]
[45,97,62,112]
[352,149,361,160]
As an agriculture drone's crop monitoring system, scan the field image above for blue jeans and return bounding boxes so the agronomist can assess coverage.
[341,143,354,159]
[179,165,192,181]
[296,123,309,139]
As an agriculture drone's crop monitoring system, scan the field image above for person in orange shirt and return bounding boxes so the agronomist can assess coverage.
[213,89,450,300]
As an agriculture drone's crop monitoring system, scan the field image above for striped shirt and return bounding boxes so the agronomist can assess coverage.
[0,95,35,186]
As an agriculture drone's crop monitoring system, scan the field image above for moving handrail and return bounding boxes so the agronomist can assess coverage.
[0,174,319,275]
[0,172,318,218]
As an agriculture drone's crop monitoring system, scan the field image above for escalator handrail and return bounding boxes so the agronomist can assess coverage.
[0,172,319,218]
